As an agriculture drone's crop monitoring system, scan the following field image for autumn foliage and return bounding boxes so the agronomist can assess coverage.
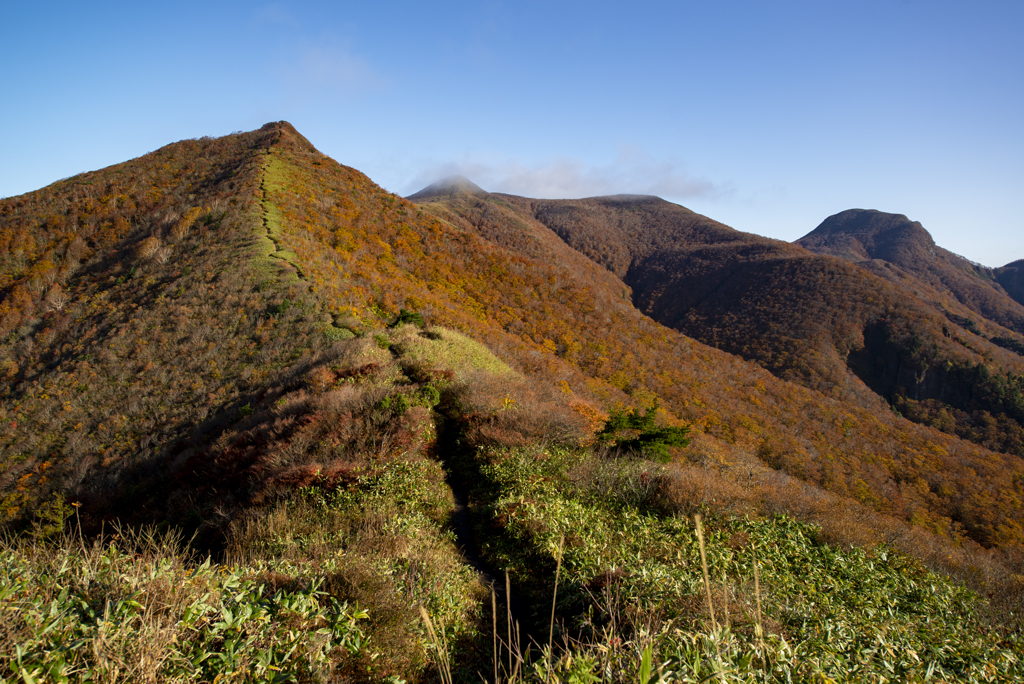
[1,121,1023,594]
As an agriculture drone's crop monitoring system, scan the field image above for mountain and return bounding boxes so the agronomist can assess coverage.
[406,174,488,201]
[2,123,1023,681]
[997,259,1024,307]
[795,209,936,264]
[413,189,1024,459]
[798,209,1024,335]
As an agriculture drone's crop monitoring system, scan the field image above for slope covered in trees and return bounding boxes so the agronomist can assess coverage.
[798,209,1024,335]
[3,120,1023,569]
[997,259,1024,308]
[2,123,1024,681]
[425,192,1024,459]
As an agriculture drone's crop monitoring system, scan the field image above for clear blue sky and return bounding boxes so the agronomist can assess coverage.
[3,1,1022,267]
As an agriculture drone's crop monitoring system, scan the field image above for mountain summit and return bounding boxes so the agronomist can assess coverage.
[406,174,487,200]
[797,209,1024,334]
[796,209,936,266]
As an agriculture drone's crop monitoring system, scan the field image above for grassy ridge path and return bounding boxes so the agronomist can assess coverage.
[256,148,530,642]
[435,412,533,642]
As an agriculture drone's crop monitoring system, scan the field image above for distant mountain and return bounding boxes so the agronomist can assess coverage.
[406,174,487,201]
[798,209,1024,335]
[997,259,1024,308]
[412,189,1024,460]
[795,209,936,264]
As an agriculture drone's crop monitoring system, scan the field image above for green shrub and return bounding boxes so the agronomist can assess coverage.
[0,528,371,683]
[324,324,356,341]
[390,308,425,328]
[418,384,441,408]
[597,402,690,462]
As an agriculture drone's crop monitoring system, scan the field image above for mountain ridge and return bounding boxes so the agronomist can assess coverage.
[2,124,1024,681]
[414,182,1024,462]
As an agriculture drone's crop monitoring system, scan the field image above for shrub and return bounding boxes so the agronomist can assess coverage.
[0,526,372,683]
[597,402,690,462]
[170,206,204,240]
[390,308,425,328]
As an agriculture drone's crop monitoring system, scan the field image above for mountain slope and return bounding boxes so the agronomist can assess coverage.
[0,124,354,537]
[415,191,1024,459]
[997,259,1024,308]
[2,123,1024,680]
[798,209,1024,335]
[405,182,1024,549]
[4,124,1023,556]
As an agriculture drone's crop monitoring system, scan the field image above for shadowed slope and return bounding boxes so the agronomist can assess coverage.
[799,209,1024,335]
[437,192,1024,458]
[997,259,1024,308]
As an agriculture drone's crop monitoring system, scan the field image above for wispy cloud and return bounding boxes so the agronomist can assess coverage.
[405,147,727,201]
[253,5,384,103]
[286,43,382,94]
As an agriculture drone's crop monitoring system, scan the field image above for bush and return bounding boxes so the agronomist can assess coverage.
[390,308,425,328]
[0,527,372,683]
[596,402,690,462]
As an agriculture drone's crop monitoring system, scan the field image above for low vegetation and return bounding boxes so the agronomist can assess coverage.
[3,122,1024,682]
[4,444,1021,682]
[1,525,374,683]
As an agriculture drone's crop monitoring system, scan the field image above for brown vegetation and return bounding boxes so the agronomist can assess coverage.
[1,121,1023,620]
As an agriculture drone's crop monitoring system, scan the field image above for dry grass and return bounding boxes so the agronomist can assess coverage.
[0,523,376,683]
[226,464,482,683]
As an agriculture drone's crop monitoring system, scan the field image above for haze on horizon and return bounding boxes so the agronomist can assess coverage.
[2,0,1021,268]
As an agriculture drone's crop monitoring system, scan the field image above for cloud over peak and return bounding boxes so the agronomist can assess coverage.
[406,147,727,202]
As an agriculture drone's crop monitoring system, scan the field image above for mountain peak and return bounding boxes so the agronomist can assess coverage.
[407,175,487,201]
[796,208,936,266]
[258,120,320,155]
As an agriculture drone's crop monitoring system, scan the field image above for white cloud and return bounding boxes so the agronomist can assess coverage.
[405,147,727,201]
[290,43,382,93]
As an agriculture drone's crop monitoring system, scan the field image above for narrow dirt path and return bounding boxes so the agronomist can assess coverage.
[434,415,531,639]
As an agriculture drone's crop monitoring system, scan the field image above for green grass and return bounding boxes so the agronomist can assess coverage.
[0,527,372,683]
[227,458,485,683]
[4,448,1022,683]
[461,446,1024,683]
[249,156,303,285]
[387,325,516,381]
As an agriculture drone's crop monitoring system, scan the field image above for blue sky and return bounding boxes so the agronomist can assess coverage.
[3,1,1022,267]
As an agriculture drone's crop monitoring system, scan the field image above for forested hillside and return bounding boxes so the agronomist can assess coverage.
[426,192,1024,460]
[1,123,1023,682]
[798,209,1024,337]
[997,259,1024,308]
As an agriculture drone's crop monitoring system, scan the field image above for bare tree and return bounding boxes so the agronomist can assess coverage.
[45,286,70,312]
